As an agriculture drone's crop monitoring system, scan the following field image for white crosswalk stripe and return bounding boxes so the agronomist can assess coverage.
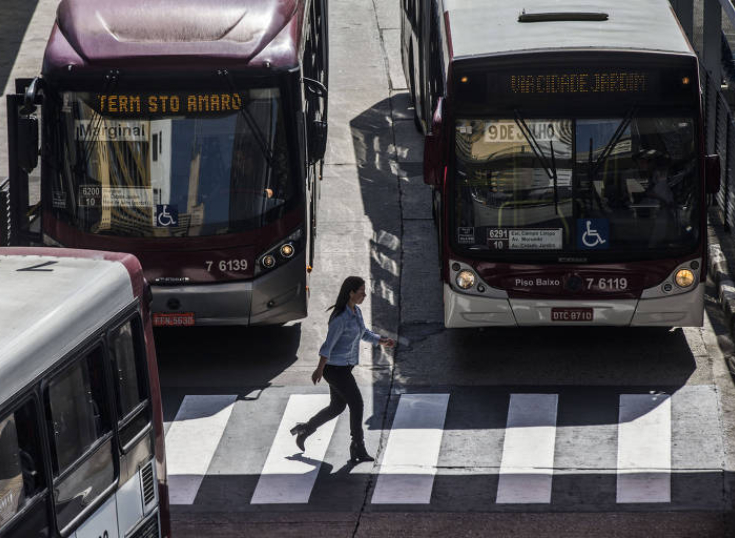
[496,394,558,504]
[371,393,450,504]
[617,394,672,503]
[251,394,339,504]
[162,387,721,509]
[165,394,238,505]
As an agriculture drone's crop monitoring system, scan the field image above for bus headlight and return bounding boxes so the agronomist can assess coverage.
[456,270,476,289]
[675,269,695,288]
[255,228,304,276]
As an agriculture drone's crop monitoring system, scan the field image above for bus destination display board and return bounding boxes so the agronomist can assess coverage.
[509,71,648,95]
[93,92,246,116]
[456,65,696,110]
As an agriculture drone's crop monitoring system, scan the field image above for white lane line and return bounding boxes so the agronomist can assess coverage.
[371,393,450,504]
[617,394,671,503]
[251,394,338,504]
[496,393,558,504]
[166,395,237,505]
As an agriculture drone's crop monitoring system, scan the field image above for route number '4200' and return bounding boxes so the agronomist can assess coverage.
[205,259,248,272]
[586,277,628,290]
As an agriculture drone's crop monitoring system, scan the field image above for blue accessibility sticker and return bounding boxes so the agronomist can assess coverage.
[577,218,609,250]
[155,204,179,227]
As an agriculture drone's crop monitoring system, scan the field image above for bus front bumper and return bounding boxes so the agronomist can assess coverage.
[150,252,307,326]
[443,283,704,328]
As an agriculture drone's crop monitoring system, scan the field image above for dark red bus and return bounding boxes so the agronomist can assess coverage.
[6,0,328,326]
[403,0,721,327]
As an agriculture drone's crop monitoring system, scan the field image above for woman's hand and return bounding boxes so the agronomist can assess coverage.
[312,366,324,384]
[379,336,395,348]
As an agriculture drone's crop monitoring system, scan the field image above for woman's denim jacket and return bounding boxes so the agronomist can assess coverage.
[319,306,381,366]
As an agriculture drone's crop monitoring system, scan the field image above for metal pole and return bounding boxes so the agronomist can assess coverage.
[6,94,29,246]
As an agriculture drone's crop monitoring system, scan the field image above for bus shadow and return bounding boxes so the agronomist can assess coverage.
[0,0,39,94]
[154,323,301,393]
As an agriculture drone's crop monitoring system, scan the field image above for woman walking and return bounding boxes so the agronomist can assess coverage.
[291,276,394,463]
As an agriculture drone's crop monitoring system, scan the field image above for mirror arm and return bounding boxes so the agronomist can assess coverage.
[21,77,43,115]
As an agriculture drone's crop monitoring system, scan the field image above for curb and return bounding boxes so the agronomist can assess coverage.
[709,241,735,335]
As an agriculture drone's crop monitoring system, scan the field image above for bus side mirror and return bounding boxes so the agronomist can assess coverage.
[705,154,721,194]
[309,120,328,164]
[303,77,328,164]
[17,116,39,173]
[423,98,444,186]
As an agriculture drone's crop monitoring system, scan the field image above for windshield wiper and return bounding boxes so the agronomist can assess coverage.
[219,68,275,169]
[75,70,119,182]
[514,109,560,215]
[589,106,636,182]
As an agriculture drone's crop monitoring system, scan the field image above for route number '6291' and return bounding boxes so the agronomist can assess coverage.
[205,259,248,272]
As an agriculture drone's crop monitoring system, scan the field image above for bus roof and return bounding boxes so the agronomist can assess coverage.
[43,0,305,79]
[0,248,142,405]
[443,0,694,60]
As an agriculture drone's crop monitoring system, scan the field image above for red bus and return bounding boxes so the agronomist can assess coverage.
[403,0,721,327]
[0,247,169,537]
[6,0,329,327]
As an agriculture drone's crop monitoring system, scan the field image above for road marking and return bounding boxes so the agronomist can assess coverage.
[617,393,671,503]
[371,393,450,504]
[166,394,237,505]
[251,394,338,504]
[496,393,558,504]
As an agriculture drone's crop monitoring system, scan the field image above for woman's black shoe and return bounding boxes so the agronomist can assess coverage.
[349,440,375,463]
[290,423,311,452]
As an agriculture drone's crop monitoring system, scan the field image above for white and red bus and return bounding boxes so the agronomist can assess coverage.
[6,0,328,326]
[0,248,169,537]
[403,0,721,327]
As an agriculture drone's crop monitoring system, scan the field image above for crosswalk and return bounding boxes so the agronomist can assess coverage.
[162,386,725,512]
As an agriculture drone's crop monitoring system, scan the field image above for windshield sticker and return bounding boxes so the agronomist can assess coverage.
[75,120,148,142]
[529,169,573,188]
[101,187,153,208]
[485,121,560,144]
[77,185,102,207]
[52,190,67,209]
[577,219,610,249]
[155,204,179,227]
[488,228,562,250]
[457,227,475,244]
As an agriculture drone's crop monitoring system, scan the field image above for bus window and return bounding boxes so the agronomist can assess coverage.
[109,317,151,448]
[47,346,116,531]
[0,400,49,536]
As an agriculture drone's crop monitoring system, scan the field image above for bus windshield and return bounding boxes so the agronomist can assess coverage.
[452,114,700,259]
[50,88,297,238]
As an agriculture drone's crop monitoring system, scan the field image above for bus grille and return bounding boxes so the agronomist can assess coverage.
[128,513,159,538]
[141,461,156,507]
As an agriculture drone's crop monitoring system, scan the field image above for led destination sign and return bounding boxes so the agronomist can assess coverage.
[510,71,648,95]
[95,93,246,115]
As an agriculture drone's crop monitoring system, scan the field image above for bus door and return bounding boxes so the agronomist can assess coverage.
[302,0,329,268]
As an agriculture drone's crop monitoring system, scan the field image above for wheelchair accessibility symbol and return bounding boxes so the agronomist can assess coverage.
[155,204,178,227]
[577,219,609,250]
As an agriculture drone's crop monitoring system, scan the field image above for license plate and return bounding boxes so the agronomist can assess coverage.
[551,307,593,322]
[153,312,195,327]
